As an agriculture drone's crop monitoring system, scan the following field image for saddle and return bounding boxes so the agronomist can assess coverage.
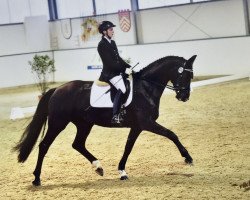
[90,76,133,108]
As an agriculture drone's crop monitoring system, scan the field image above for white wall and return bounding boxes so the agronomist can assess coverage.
[24,15,50,51]
[0,0,249,88]
[53,36,250,83]
[0,24,30,56]
[0,52,53,88]
[0,17,51,56]
[138,0,247,43]
[1,0,247,56]
[1,36,248,88]
[51,13,137,50]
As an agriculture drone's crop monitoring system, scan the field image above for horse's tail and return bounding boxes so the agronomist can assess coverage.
[13,88,56,163]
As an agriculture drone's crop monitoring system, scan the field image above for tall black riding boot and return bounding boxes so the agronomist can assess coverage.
[111,89,124,124]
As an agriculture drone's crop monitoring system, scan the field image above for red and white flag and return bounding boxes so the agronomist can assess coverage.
[118,10,131,32]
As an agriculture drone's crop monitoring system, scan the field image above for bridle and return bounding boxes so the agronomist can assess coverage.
[173,66,193,92]
[139,66,193,92]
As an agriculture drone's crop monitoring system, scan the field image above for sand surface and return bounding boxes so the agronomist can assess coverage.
[0,79,249,199]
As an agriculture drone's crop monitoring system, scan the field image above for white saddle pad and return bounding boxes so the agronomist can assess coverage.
[90,78,133,108]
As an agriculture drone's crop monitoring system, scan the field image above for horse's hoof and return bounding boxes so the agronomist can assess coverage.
[95,167,104,176]
[185,158,193,165]
[120,175,129,180]
[32,179,41,186]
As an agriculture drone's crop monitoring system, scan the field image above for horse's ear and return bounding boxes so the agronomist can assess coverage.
[186,55,197,68]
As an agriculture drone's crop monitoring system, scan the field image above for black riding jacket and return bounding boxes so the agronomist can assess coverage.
[98,37,131,82]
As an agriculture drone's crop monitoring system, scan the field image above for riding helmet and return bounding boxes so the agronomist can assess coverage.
[98,21,116,34]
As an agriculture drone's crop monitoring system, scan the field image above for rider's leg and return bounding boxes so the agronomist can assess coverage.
[109,75,126,93]
[110,75,126,124]
[112,89,123,120]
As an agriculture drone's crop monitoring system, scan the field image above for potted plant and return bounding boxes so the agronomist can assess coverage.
[29,54,56,97]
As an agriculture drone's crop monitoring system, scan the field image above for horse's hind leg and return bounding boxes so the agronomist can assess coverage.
[72,122,103,176]
[118,127,141,180]
[33,120,68,186]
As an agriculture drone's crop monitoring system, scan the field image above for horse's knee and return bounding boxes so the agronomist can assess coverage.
[170,133,179,142]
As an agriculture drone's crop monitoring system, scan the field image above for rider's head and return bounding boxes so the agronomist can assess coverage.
[98,21,116,39]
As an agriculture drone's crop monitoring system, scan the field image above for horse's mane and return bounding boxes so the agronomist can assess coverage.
[135,56,185,77]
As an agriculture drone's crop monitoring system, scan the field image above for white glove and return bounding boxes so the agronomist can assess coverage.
[126,68,133,74]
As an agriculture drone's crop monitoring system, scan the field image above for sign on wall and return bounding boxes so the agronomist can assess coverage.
[118,10,131,32]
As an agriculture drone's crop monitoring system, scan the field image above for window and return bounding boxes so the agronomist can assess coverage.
[95,0,131,15]
[29,0,49,17]
[0,0,49,24]
[138,0,190,9]
[0,0,10,24]
[193,0,210,2]
[56,0,93,19]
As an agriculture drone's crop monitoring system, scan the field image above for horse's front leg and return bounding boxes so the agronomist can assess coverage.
[143,121,193,164]
[118,127,141,180]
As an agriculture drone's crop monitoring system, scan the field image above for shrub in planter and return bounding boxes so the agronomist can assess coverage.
[29,54,55,95]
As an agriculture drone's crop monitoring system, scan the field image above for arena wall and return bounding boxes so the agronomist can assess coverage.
[53,36,250,82]
[0,0,249,88]
[0,36,249,88]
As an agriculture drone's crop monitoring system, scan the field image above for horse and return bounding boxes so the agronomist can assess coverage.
[13,55,197,186]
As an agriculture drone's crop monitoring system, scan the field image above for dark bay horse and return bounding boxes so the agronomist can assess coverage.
[13,55,197,186]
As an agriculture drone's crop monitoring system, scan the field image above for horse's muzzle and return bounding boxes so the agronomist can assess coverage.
[176,91,190,102]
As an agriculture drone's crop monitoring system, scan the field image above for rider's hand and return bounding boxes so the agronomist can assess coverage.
[126,68,133,74]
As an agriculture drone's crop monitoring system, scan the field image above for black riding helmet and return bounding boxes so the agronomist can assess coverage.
[98,21,116,34]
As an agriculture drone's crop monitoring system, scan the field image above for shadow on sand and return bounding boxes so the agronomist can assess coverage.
[26,172,195,191]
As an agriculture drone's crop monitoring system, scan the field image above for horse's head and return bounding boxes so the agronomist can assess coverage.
[171,55,197,102]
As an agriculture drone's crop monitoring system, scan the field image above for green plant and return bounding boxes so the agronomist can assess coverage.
[29,54,55,95]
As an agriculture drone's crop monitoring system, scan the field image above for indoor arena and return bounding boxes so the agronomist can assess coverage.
[0,0,249,199]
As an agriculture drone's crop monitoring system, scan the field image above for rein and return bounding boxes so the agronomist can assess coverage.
[137,67,193,92]
[139,78,187,91]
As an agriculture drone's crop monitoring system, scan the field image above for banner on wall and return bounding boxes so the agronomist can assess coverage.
[81,18,99,42]
[118,10,131,32]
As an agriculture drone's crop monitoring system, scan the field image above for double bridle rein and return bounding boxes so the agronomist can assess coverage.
[139,66,193,92]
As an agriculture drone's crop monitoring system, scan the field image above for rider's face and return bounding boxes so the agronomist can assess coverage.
[104,27,114,38]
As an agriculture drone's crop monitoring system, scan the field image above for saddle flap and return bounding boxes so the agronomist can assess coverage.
[90,77,133,108]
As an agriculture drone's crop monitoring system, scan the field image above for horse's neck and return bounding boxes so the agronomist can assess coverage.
[141,61,172,86]
[136,62,172,100]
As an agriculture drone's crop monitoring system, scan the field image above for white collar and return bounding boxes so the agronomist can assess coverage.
[104,36,112,43]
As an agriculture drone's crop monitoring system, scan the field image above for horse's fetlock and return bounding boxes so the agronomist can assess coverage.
[33,170,41,177]
[92,160,101,169]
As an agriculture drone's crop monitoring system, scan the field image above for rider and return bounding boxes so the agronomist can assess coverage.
[97,21,132,124]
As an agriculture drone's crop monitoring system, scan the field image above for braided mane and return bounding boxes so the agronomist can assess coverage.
[135,56,185,77]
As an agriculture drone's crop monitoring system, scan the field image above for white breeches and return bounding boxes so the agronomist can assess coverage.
[110,75,126,94]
